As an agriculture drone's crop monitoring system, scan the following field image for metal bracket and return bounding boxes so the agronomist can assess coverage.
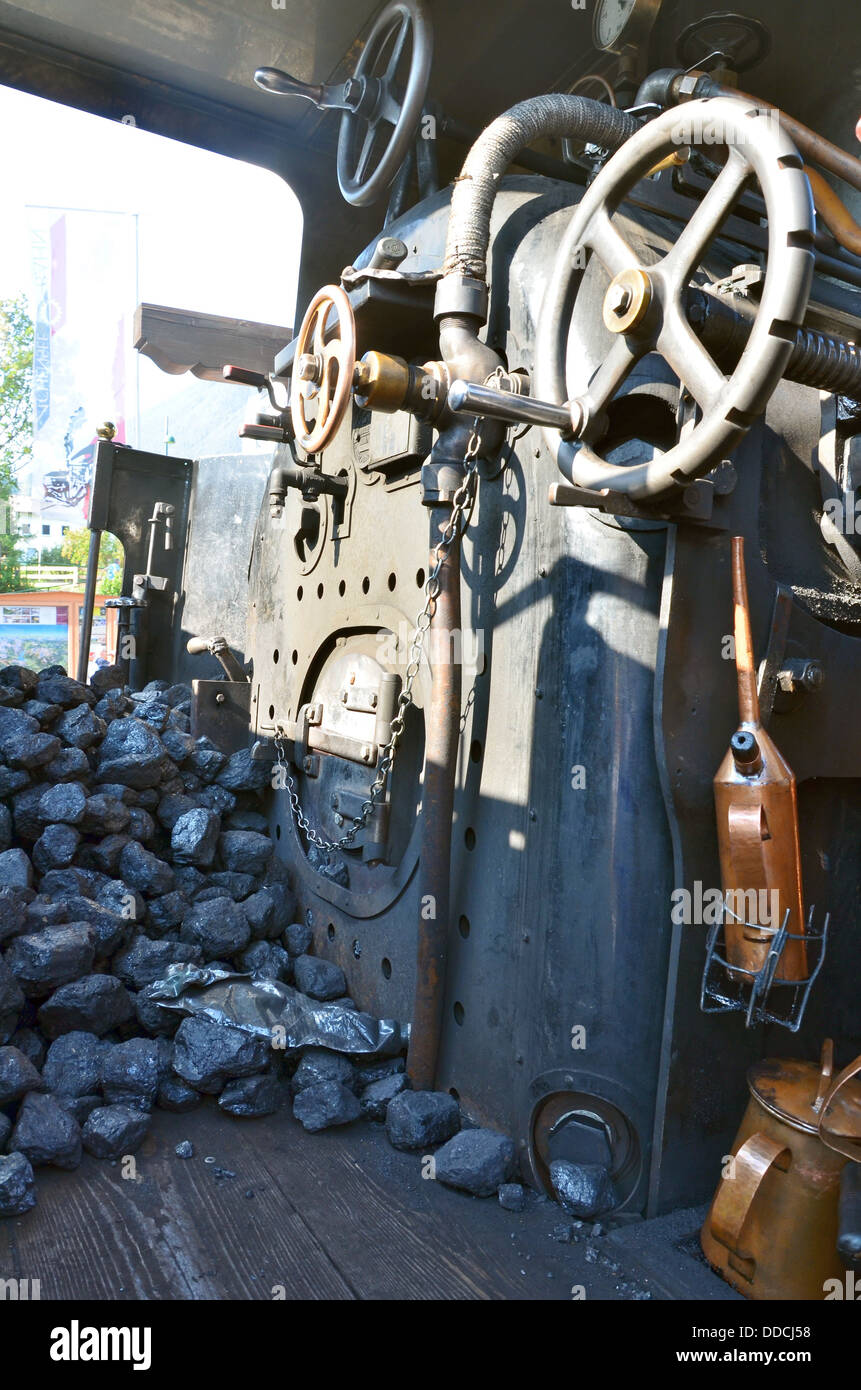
[700,905,830,1032]
[548,477,718,523]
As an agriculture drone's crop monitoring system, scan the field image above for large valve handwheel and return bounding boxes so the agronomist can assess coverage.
[533,97,815,499]
[337,0,433,207]
[291,285,357,455]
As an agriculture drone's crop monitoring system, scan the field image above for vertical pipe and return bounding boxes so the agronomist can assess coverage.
[732,536,760,726]
[76,528,102,684]
[407,508,462,1091]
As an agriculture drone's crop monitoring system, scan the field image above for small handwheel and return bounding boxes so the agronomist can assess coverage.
[337,0,433,207]
[534,97,815,498]
[291,285,357,455]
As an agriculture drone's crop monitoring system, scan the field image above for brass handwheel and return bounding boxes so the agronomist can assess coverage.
[291,285,357,455]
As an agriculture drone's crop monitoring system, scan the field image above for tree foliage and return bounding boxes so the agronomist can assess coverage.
[61,527,124,595]
[0,295,34,591]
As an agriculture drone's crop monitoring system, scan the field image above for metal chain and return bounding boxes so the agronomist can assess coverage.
[274,424,483,853]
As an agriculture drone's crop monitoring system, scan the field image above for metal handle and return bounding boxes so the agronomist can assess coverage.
[818,1053,861,1161]
[448,379,582,434]
[710,1131,791,1261]
[253,67,326,105]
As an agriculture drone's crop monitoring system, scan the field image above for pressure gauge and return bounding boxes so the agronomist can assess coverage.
[592,0,662,55]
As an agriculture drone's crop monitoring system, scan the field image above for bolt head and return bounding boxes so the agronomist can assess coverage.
[297,353,320,382]
[607,284,632,316]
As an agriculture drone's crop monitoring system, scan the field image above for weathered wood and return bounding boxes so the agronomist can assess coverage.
[134,303,293,381]
[0,1103,633,1300]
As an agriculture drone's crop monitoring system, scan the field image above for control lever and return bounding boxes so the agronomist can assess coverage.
[253,66,363,113]
[448,379,584,437]
[223,364,288,416]
[186,635,248,684]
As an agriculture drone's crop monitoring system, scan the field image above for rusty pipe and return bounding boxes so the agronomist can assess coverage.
[407,508,462,1091]
[732,536,760,726]
[682,75,861,195]
[805,166,861,258]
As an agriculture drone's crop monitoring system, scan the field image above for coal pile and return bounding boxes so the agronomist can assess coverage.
[0,661,541,1224]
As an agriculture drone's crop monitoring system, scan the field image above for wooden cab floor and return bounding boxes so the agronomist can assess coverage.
[0,1103,654,1300]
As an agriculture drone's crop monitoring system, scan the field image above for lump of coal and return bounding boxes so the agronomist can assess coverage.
[96,717,167,789]
[179,897,250,961]
[81,794,130,836]
[0,957,25,1042]
[293,1047,358,1095]
[0,1152,37,1216]
[32,823,81,872]
[242,887,287,941]
[219,1072,280,1118]
[217,830,272,876]
[146,891,188,935]
[58,898,127,958]
[44,747,91,783]
[360,1071,409,1122]
[172,1016,270,1094]
[188,737,226,783]
[97,879,144,921]
[498,1183,528,1212]
[293,954,346,1002]
[90,664,125,696]
[36,675,97,709]
[125,807,157,845]
[5,924,96,997]
[284,923,312,958]
[171,808,220,867]
[9,1026,46,1069]
[94,689,129,722]
[82,1104,150,1160]
[38,974,135,1038]
[433,1129,516,1197]
[23,898,67,931]
[11,1091,82,1169]
[9,732,62,769]
[112,934,203,990]
[43,1032,106,1096]
[55,704,105,749]
[38,781,87,825]
[0,887,27,943]
[549,1160,618,1220]
[0,848,33,890]
[236,939,291,982]
[156,1074,201,1112]
[0,664,38,695]
[293,1079,361,1132]
[209,871,256,901]
[354,1056,405,1089]
[0,767,29,798]
[55,1093,101,1125]
[0,1044,44,1104]
[386,1091,460,1151]
[100,1038,160,1110]
[118,841,174,897]
[216,748,271,793]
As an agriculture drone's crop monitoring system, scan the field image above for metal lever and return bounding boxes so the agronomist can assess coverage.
[448,379,583,436]
[253,66,361,113]
[240,423,294,444]
[187,635,248,684]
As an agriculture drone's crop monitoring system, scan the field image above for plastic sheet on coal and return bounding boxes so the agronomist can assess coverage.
[148,964,409,1057]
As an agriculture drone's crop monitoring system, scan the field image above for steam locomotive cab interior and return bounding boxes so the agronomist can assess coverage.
[8,0,860,1225]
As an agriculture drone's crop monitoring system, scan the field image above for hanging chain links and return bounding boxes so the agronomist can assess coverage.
[274,425,483,853]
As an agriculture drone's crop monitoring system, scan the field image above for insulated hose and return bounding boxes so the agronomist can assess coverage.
[442,94,638,284]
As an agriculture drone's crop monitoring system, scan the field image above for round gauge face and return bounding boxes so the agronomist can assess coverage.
[594,0,637,51]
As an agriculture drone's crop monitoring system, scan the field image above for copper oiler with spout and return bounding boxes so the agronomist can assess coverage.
[712,537,807,981]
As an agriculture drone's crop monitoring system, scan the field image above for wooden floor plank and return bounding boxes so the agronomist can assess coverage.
[0,1100,638,1301]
